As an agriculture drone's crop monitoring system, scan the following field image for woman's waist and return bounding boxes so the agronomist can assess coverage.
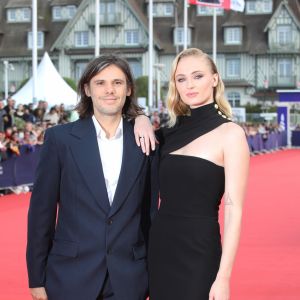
[157,209,218,221]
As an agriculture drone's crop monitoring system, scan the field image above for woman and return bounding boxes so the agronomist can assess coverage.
[135,48,249,299]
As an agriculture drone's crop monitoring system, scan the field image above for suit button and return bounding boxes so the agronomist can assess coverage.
[107,249,112,255]
[107,219,113,225]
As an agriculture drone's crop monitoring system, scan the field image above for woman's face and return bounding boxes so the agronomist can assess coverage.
[174,55,218,108]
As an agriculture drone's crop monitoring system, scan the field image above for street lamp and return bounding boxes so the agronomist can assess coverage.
[3,60,14,100]
[153,63,165,109]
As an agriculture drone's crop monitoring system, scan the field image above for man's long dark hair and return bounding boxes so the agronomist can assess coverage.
[76,55,143,119]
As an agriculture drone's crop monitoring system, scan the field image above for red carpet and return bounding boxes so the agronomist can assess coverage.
[0,149,299,299]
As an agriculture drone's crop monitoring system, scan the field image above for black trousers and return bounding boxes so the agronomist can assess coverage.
[97,272,115,300]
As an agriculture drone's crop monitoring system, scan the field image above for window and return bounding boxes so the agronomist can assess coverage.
[100,1,116,23]
[53,6,62,20]
[128,59,142,78]
[22,8,31,21]
[75,31,89,47]
[28,31,44,49]
[246,1,256,14]
[197,5,224,15]
[152,4,158,16]
[100,1,115,15]
[277,25,292,45]
[227,92,241,107]
[278,59,292,78]
[164,4,174,16]
[148,3,158,16]
[7,9,17,22]
[226,58,240,78]
[67,5,76,18]
[174,27,191,46]
[224,27,242,45]
[53,5,76,21]
[262,0,272,13]
[7,7,31,22]
[75,62,88,81]
[125,30,139,45]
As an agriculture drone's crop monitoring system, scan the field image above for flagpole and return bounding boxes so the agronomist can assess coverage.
[212,7,217,63]
[148,0,153,109]
[183,0,188,50]
[95,0,100,57]
[32,0,37,104]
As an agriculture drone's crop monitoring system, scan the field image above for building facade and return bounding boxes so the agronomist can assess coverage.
[0,0,299,107]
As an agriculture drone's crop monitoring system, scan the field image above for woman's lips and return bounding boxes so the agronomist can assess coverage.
[186,92,198,98]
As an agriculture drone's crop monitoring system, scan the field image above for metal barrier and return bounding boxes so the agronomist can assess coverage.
[0,131,297,189]
[291,131,300,146]
[247,131,287,153]
[0,145,41,189]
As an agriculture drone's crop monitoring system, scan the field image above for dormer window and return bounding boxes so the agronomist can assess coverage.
[52,5,77,21]
[246,0,272,14]
[174,27,191,46]
[197,5,224,16]
[224,27,242,45]
[277,25,292,46]
[262,0,272,13]
[164,3,174,16]
[7,7,31,23]
[148,2,174,17]
[28,31,44,49]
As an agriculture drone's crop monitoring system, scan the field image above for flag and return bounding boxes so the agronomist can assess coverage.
[188,0,245,12]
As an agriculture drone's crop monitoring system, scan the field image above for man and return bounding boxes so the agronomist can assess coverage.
[27,55,158,300]
[3,97,15,130]
[0,100,6,132]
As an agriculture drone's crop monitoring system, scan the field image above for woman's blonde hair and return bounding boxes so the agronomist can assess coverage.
[166,48,232,127]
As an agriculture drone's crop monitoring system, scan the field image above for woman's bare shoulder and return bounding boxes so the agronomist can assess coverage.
[219,122,247,144]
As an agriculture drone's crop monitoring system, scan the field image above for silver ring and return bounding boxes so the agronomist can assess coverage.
[139,136,144,139]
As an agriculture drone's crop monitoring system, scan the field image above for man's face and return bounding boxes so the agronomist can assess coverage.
[8,98,14,107]
[84,64,131,119]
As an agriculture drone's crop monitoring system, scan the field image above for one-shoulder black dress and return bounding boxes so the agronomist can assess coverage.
[148,102,231,300]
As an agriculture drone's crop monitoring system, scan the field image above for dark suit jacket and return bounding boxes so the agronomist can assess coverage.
[26,117,159,300]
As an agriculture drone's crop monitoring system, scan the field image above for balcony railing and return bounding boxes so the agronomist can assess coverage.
[269,75,296,88]
[88,13,122,26]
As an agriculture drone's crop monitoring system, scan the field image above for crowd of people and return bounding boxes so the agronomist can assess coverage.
[0,97,286,163]
[0,98,75,161]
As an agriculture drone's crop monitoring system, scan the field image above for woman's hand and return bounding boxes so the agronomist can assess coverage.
[209,277,230,300]
[134,115,157,155]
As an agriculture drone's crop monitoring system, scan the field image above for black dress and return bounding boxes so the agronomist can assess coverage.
[148,103,231,300]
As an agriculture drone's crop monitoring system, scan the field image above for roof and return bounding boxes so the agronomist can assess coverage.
[5,0,31,8]
[264,0,300,32]
[0,0,81,58]
[0,0,300,58]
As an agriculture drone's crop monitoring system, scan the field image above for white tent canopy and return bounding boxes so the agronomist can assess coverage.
[12,52,78,108]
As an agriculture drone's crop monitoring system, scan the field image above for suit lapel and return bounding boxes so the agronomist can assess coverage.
[108,119,145,217]
[69,117,110,213]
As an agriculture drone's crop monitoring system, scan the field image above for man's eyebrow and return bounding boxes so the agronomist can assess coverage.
[94,78,125,82]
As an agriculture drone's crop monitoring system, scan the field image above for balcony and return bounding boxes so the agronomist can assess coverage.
[88,13,122,27]
[269,76,296,88]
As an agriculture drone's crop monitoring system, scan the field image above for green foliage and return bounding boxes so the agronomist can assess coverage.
[243,103,263,113]
[135,76,148,102]
[63,77,77,91]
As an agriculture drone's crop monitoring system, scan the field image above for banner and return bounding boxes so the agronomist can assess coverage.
[277,106,288,132]
[188,0,245,12]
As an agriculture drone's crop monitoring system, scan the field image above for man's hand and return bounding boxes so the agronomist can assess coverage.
[30,287,48,300]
